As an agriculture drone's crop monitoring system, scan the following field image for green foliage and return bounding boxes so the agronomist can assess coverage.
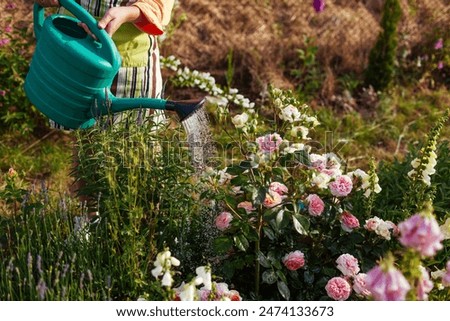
[290,36,324,100]
[364,0,402,91]
[73,113,206,297]
[0,23,44,134]
[0,115,209,300]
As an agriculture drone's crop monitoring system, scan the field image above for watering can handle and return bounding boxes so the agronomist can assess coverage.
[33,0,118,64]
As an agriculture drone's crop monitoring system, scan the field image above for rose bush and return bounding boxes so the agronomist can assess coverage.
[197,87,449,301]
[200,88,405,300]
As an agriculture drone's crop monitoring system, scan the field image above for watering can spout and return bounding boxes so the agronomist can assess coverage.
[165,98,206,121]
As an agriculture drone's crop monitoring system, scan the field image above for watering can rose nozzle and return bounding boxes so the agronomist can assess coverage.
[165,98,206,121]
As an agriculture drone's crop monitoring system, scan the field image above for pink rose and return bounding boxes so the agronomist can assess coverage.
[262,191,283,208]
[340,211,360,232]
[328,175,353,197]
[365,265,411,301]
[398,213,444,257]
[237,201,255,213]
[215,211,233,231]
[306,194,325,216]
[364,217,380,231]
[416,266,433,301]
[282,250,305,271]
[269,182,288,195]
[336,253,360,276]
[352,273,371,297]
[256,133,283,154]
[325,277,351,301]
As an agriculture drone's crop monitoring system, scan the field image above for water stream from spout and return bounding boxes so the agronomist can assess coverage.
[181,107,217,171]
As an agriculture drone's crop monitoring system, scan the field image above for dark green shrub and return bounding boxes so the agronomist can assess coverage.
[364,0,402,91]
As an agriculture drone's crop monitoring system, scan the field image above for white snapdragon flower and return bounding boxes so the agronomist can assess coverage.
[282,143,305,154]
[440,218,450,240]
[161,271,174,287]
[290,126,310,140]
[151,250,180,287]
[302,115,320,127]
[348,168,381,198]
[231,113,249,129]
[408,149,438,186]
[196,266,212,291]
[178,282,197,301]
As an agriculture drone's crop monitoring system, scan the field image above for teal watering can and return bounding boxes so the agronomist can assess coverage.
[24,0,204,129]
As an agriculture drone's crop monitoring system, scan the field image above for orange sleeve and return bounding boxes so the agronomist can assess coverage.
[130,0,175,35]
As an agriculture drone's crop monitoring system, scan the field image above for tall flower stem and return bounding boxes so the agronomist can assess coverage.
[254,207,264,298]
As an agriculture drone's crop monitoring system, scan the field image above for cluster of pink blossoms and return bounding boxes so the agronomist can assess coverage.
[398,213,444,257]
[365,262,433,301]
[365,264,410,301]
[325,254,370,301]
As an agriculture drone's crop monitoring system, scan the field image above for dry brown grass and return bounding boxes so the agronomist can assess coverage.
[3,0,449,97]
[163,0,449,96]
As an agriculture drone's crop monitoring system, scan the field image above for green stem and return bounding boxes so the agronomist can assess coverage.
[254,207,263,298]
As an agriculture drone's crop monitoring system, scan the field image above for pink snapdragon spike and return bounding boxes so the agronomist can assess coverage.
[365,264,411,301]
[313,0,325,13]
[416,266,433,301]
[325,277,351,301]
[398,213,444,257]
[282,250,306,271]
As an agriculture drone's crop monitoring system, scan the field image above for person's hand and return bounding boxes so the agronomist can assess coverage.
[78,6,141,39]
[98,6,141,36]
[34,0,60,7]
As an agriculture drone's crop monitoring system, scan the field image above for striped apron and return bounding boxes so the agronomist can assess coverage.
[50,0,166,129]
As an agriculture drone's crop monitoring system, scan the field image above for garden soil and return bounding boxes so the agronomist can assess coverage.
[3,0,449,98]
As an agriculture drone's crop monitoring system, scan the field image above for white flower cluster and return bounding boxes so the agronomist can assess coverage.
[151,249,181,287]
[348,169,382,198]
[408,150,438,186]
[364,216,398,241]
[150,250,242,301]
[161,56,254,110]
